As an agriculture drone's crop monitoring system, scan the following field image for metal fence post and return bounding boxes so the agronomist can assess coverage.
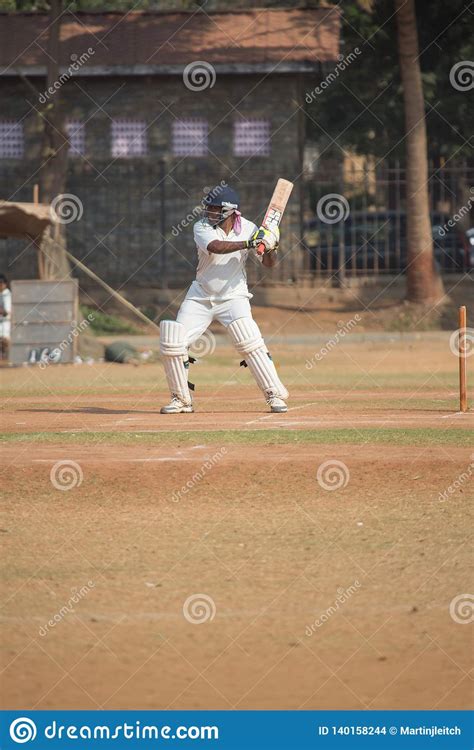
[337,161,345,286]
[159,158,168,289]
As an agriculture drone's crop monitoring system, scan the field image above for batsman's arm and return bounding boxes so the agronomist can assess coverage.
[262,249,277,268]
[207,228,276,256]
[207,239,249,255]
[207,229,268,254]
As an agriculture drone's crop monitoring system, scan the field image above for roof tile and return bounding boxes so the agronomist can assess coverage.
[0,8,340,69]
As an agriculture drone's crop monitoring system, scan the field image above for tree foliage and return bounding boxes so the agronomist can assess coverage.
[2,0,471,160]
[306,0,473,160]
[0,0,187,10]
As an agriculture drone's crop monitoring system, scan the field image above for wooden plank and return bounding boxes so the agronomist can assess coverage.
[13,302,77,324]
[10,341,74,365]
[12,324,77,344]
[11,279,77,304]
[10,280,79,365]
[459,306,468,413]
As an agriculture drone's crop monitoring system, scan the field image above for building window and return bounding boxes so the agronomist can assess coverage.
[111,119,148,158]
[233,119,270,157]
[172,119,208,157]
[0,120,24,159]
[66,120,85,157]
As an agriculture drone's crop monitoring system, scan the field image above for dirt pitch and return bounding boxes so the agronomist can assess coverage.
[1,336,473,710]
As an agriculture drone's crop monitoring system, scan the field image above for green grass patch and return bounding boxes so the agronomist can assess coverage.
[1,428,471,448]
[0,398,459,413]
[0,377,458,400]
[80,306,139,335]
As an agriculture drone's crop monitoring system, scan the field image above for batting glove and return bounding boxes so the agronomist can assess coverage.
[246,226,279,251]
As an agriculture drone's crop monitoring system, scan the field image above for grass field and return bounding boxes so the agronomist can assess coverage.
[1,334,473,710]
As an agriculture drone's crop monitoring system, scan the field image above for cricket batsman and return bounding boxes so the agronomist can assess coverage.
[159,185,289,414]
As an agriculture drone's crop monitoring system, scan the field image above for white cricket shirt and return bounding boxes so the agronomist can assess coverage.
[187,217,259,302]
[0,287,11,338]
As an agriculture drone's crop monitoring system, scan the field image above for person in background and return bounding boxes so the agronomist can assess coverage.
[0,274,12,361]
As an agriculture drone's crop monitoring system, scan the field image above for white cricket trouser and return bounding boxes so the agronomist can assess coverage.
[173,295,288,401]
[176,296,253,343]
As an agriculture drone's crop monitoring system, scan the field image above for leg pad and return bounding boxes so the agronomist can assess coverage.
[159,320,191,404]
[228,318,288,400]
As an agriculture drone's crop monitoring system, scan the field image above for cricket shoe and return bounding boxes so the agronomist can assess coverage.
[160,395,193,414]
[267,395,288,413]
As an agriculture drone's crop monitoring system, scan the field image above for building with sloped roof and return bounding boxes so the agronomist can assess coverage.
[0,8,340,287]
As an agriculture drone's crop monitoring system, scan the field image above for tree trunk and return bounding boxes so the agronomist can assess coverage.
[38,0,70,280]
[395,0,443,303]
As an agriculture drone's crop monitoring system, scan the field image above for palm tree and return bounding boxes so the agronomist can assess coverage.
[394,0,443,302]
[358,0,443,302]
[38,0,71,279]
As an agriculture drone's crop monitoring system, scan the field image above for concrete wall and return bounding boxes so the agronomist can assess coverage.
[0,73,305,287]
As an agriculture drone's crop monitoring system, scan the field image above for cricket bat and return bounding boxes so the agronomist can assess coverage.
[257,178,294,256]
